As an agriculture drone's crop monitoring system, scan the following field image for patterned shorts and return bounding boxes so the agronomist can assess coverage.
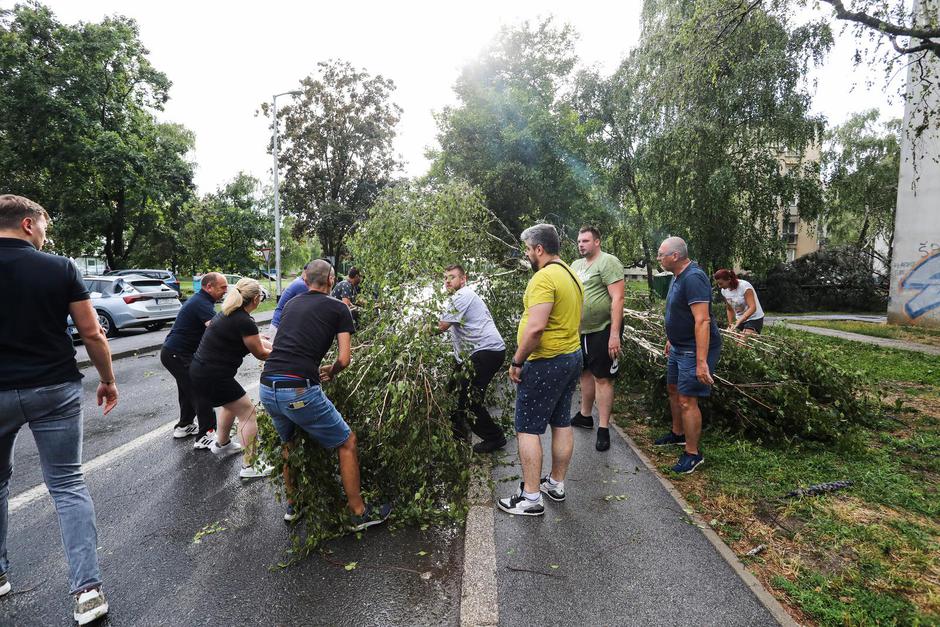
[514,350,583,435]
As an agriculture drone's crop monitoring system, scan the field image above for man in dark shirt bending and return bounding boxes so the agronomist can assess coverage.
[161,272,228,448]
[260,260,390,529]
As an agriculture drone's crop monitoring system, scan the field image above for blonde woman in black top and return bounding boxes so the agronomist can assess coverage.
[190,278,272,478]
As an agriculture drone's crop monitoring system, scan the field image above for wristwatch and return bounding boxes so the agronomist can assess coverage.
[511,359,524,368]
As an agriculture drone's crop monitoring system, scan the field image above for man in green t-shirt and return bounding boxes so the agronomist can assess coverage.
[569,226,625,452]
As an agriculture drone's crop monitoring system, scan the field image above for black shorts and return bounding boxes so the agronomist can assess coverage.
[738,317,764,334]
[189,365,246,407]
[581,327,621,379]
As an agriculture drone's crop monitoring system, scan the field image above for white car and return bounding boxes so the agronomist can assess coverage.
[68,275,182,338]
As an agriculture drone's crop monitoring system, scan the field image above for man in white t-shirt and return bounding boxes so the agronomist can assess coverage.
[438,264,508,453]
[714,269,765,334]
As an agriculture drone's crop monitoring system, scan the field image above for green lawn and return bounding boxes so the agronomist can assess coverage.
[178,280,277,314]
[617,327,940,625]
[794,319,940,349]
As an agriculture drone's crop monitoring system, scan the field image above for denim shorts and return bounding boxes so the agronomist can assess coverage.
[259,383,351,449]
[666,345,721,397]
[514,350,583,435]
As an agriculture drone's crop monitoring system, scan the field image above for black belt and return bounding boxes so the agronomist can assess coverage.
[260,376,318,389]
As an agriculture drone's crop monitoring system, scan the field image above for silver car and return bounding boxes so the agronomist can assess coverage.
[69,274,182,338]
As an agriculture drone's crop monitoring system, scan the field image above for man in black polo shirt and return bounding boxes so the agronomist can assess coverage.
[260,260,390,529]
[161,272,228,448]
[0,194,117,624]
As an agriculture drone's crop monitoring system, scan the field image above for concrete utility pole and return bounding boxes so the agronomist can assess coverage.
[887,0,940,328]
[272,89,301,297]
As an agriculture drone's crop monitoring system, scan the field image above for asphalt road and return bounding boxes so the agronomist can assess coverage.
[1,347,463,626]
[490,422,779,626]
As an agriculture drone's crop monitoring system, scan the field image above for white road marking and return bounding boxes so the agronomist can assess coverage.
[9,380,261,513]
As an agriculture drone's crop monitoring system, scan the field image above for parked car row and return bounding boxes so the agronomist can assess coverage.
[106,268,181,296]
[68,274,182,339]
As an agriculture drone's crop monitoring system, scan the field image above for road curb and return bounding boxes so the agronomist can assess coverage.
[609,420,800,627]
[459,456,499,627]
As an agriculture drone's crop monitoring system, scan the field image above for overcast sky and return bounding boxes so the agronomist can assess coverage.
[15,0,905,194]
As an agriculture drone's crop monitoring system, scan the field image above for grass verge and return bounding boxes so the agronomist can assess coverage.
[795,319,940,349]
[616,329,940,625]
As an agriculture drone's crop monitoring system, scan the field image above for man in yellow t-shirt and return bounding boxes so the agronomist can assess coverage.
[498,224,584,517]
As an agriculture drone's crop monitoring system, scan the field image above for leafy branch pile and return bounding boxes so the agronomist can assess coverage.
[259,180,526,556]
[619,308,881,443]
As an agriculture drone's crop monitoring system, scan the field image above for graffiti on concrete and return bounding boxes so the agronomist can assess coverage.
[900,250,940,319]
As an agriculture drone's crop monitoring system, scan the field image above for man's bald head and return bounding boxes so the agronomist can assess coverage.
[201,272,223,288]
[304,259,335,288]
[659,236,688,260]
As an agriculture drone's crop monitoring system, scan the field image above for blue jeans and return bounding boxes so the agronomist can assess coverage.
[0,380,102,594]
[667,345,721,397]
[260,383,351,449]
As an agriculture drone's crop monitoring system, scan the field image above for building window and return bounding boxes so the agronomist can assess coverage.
[784,220,798,245]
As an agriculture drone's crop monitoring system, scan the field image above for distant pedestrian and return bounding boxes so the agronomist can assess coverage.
[189,278,273,479]
[268,262,314,340]
[653,237,721,474]
[438,264,507,453]
[498,224,583,517]
[260,260,391,528]
[569,226,625,452]
[161,272,228,448]
[713,269,764,335]
[331,267,363,324]
[0,194,116,624]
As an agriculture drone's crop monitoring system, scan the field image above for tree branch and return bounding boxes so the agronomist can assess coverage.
[820,0,940,57]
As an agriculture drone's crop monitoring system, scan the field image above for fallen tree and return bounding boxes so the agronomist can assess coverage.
[619,308,881,443]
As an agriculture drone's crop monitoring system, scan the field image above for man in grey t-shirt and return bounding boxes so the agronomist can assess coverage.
[438,264,507,453]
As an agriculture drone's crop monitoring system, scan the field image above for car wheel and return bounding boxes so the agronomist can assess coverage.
[145,321,167,332]
[97,310,117,338]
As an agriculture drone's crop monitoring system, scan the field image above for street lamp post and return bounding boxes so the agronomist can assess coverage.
[272,89,301,297]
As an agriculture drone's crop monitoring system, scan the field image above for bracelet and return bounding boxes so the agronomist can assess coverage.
[100,380,115,385]
[511,360,524,368]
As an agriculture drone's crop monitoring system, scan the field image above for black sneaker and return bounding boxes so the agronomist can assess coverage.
[351,502,392,531]
[571,412,594,430]
[497,483,545,516]
[595,427,610,451]
[654,431,686,446]
[473,437,507,454]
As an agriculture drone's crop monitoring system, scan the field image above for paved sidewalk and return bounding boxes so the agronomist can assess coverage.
[770,320,940,356]
[489,418,788,626]
[75,310,275,367]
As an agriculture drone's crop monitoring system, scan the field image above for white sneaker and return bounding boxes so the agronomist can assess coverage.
[193,430,215,450]
[0,572,10,597]
[173,422,198,439]
[73,588,109,625]
[210,437,243,457]
[239,462,274,479]
[497,483,545,516]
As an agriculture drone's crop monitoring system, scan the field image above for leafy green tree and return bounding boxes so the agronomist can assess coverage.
[177,173,269,275]
[580,0,829,276]
[430,18,607,237]
[0,3,195,267]
[265,60,401,262]
[822,109,900,271]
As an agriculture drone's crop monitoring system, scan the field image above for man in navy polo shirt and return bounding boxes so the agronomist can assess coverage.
[654,236,721,474]
[161,272,227,448]
[268,261,314,340]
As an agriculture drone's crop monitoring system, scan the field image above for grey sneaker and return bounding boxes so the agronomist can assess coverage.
[73,588,109,625]
[0,572,10,597]
[283,504,299,523]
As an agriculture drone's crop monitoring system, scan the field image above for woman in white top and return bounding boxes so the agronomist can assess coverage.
[713,269,765,335]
